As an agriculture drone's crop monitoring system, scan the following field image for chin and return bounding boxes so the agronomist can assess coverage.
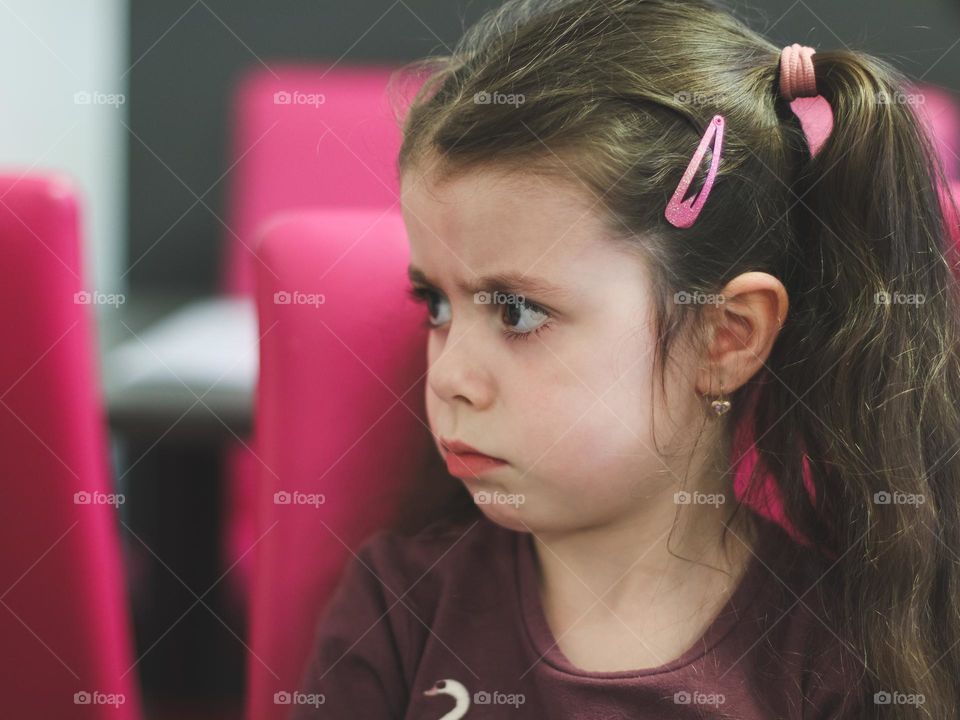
[474,502,528,532]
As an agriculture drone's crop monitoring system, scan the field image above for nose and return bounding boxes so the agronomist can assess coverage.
[426,319,495,410]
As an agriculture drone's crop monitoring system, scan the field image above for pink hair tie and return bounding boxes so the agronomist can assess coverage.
[779,43,818,101]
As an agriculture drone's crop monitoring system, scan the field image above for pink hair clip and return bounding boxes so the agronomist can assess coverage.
[665,114,725,229]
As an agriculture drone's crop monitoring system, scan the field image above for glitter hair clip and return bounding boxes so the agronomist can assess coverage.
[664,114,725,229]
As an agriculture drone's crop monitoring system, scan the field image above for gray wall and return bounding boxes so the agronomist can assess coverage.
[0,0,127,298]
[126,0,960,292]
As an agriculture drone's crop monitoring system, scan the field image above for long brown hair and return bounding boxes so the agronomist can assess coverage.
[387,0,960,715]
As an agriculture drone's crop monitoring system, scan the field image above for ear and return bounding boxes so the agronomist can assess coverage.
[695,272,789,397]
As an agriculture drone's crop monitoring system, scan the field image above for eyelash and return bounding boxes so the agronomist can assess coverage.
[405,285,554,342]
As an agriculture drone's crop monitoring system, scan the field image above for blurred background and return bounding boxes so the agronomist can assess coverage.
[0,1,957,718]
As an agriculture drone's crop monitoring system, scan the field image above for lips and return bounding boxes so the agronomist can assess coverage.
[440,438,501,457]
[440,438,507,479]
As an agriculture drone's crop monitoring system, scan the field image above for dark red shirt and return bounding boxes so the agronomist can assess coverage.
[290,512,865,719]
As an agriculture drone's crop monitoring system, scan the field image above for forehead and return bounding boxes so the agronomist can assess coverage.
[400,163,614,275]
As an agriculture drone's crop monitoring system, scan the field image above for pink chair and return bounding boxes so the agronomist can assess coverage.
[913,83,960,180]
[217,63,407,611]
[245,208,446,720]
[221,62,405,295]
[943,180,960,263]
[0,174,142,718]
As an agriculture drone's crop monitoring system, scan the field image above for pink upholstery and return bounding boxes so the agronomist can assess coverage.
[0,174,142,718]
[219,64,407,611]
[221,63,405,295]
[943,180,960,265]
[246,208,438,720]
[912,83,960,180]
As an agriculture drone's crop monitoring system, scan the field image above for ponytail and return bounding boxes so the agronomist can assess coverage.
[754,49,960,717]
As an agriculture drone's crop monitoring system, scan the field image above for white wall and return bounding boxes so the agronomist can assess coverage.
[0,0,127,304]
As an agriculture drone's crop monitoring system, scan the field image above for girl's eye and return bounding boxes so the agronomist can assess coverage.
[406,286,451,328]
[501,296,552,341]
[406,285,554,342]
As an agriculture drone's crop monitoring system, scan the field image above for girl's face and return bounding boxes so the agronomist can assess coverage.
[401,164,709,535]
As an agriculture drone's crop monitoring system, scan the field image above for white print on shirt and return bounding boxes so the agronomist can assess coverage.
[423,678,471,719]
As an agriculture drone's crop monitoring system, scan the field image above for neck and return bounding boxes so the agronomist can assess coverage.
[526,432,760,621]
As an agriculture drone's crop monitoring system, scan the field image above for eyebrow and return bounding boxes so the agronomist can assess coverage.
[407,265,571,300]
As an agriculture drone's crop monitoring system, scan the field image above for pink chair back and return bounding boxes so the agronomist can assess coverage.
[913,83,960,180]
[0,174,142,718]
[221,63,405,295]
[219,63,408,610]
[943,180,960,263]
[246,208,438,720]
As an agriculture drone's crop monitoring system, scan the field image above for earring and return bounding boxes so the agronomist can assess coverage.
[710,380,731,416]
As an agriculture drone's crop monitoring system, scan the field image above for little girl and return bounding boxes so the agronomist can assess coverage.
[292,0,960,717]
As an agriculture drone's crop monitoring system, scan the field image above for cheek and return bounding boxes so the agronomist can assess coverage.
[511,336,661,477]
[423,338,441,439]
[425,377,440,434]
